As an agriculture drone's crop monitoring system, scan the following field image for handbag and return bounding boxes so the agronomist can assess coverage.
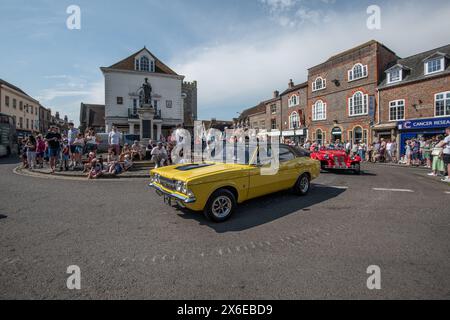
[431,148,443,157]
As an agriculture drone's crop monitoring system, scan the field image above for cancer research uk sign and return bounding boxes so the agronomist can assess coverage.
[398,117,450,131]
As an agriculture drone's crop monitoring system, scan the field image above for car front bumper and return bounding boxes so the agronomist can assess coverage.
[148,183,197,204]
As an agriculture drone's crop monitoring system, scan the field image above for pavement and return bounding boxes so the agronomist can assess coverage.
[0,155,449,299]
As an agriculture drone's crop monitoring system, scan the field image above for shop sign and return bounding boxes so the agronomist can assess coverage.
[398,117,450,130]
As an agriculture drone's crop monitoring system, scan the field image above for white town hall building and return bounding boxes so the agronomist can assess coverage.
[101,47,189,140]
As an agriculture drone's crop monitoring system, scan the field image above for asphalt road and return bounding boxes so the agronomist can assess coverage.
[1,157,449,299]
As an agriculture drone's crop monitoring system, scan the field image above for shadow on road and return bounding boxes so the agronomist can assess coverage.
[320,170,376,176]
[0,214,7,220]
[177,185,346,233]
[0,155,20,165]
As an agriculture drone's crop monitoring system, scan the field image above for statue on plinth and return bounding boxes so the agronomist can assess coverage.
[140,78,152,106]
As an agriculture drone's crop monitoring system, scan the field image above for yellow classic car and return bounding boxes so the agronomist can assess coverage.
[149,144,320,222]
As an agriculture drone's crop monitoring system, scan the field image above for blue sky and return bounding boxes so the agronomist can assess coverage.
[1,0,449,125]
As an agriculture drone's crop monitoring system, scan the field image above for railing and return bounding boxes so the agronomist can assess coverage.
[128,107,162,120]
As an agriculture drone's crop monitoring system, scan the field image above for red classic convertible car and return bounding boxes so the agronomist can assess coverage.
[310,149,361,174]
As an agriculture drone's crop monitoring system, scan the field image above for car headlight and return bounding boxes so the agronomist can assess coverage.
[175,181,183,192]
[151,173,160,183]
[181,183,188,195]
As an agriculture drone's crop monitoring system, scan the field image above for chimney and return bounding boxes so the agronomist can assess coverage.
[288,79,294,88]
[273,90,279,98]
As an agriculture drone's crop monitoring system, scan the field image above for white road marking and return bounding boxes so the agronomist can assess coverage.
[445,191,450,194]
[373,188,414,193]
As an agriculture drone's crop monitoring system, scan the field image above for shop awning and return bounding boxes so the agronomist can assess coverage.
[372,123,397,131]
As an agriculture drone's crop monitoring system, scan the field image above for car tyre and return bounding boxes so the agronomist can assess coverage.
[353,163,361,175]
[204,189,236,223]
[294,173,310,196]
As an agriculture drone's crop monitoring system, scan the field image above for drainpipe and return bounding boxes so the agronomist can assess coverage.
[377,89,380,125]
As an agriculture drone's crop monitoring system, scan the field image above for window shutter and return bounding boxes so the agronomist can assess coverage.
[323,131,327,144]
[323,79,326,88]
[348,70,353,81]
[349,97,353,116]
[364,94,368,114]
[312,82,316,91]
[323,103,327,120]
[363,65,368,77]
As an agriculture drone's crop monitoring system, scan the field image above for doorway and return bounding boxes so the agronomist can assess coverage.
[331,127,342,143]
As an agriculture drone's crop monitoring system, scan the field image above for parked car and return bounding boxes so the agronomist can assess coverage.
[149,144,321,222]
[96,133,124,153]
[124,134,140,146]
[310,148,361,174]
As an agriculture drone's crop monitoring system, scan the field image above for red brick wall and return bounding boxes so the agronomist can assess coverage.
[306,41,397,144]
[281,86,307,130]
[378,75,450,123]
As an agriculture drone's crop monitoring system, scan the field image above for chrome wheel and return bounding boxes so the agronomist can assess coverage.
[299,175,309,193]
[211,196,232,218]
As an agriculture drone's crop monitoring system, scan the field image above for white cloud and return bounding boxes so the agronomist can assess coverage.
[171,1,450,119]
[37,78,104,126]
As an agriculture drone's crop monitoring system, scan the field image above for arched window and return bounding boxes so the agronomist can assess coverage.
[353,126,363,144]
[349,91,368,116]
[289,94,299,107]
[312,100,326,121]
[312,77,326,91]
[289,112,300,129]
[140,56,150,72]
[348,63,368,81]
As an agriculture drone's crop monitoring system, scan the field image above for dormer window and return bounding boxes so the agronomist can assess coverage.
[312,77,326,92]
[387,67,402,84]
[135,55,155,72]
[348,63,368,82]
[140,56,150,71]
[425,57,444,75]
[288,94,299,107]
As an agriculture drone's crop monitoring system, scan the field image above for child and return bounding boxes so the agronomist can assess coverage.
[20,138,28,168]
[123,154,133,171]
[60,140,70,171]
[36,135,46,169]
[83,152,96,173]
[88,159,103,179]
[109,161,124,175]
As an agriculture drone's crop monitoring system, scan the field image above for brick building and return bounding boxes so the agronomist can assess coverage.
[234,79,308,143]
[279,79,308,143]
[234,102,266,130]
[306,40,398,145]
[263,91,281,133]
[79,103,106,133]
[376,44,450,155]
[38,105,51,134]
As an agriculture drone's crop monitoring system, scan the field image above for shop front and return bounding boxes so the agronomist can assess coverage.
[398,116,450,156]
[282,128,307,144]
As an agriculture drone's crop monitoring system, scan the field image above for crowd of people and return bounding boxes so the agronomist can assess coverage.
[17,124,450,183]
[294,126,450,182]
[18,124,176,179]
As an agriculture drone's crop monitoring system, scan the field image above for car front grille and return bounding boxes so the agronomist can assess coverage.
[159,176,175,190]
[333,156,345,164]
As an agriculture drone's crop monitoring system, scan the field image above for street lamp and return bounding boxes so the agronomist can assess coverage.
[293,123,298,146]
